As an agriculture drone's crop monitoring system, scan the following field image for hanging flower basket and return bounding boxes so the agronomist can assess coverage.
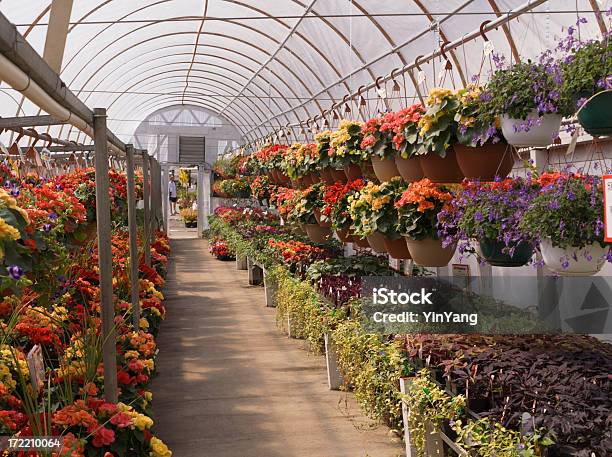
[540,239,607,276]
[371,155,400,182]
[404,237,456,267]
[305,224,332,243]
[344,163,362,181]
[331,168,347,183]
[335,228,353,243]
[359,160,378,182]
[314,209,331,228]
[455,142,514,181]
[501,113,562,147]
[395,154,424,182]
[384,237,411,259]
[353,237,370,248]
[577,90,612,136]
[366,232,388,253]
[320,167,336,185]
[419,147,464,183]
[479,240,533,267]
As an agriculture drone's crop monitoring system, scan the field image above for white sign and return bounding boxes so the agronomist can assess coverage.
[27,345,44,393]
[603,175,612,243]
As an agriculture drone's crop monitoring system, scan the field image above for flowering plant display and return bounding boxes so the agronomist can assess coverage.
[282,143,319,180]
[210,238,234,260]
[559,32,612,111]
[520,172,610,252]
[251,144,288,175]
[269,187,300,219]
[214,178,251,198]
[314,130,335,169]
[416,88,460,157]
[328,120,365,165]
[212,155,245,178]
[322,179,365,231]
[250,175,276,203]
[438,177,539,255]
[180,208,197,223]
[0,167,172,457]
[454,85,504,146]
[482,57,571,124]
[288,183,326,225]
[348,178,406,239]
[361,104,425,159]
[267,239,328,266]
[395,179,453,240]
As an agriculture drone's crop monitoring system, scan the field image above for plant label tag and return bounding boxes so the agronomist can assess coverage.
[376,88,387,99]
[27,345,44,393]
[604,175,612,242]
[483,41,495,56]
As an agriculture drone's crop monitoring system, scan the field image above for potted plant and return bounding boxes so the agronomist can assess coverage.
[361,112,401,182]
[390,104,426,182]
[180,208,198,228]
[322,179,365,243]
[250,175,276,206]
[559,33,612,135]
[453,85,514,181]
[348,178,410,257]
[483,57,569,147]
[329,120,366,181]
[314,130,337,184]
[289,184,331,243]
[254,144,289,184]
[439,178,538,267]
[396,178,455,266]
[520,172,610,275]
[416,88,464,183]
[282,143,320,188]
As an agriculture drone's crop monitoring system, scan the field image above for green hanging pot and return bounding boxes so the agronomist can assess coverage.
[577,90,612,136]
[479,240,533,267]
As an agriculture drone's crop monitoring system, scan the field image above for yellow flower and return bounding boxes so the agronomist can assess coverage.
[124,350,139,359]
[144,359,155,371]
[150,436,172,457]
[140,318,150,329]
[132,412,154,431]
[0,218,20,241]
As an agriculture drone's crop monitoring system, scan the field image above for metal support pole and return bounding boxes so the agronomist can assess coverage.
[161,163,169,233]
[142,151,151,267]
[126,144,140,331]
[152,158,162,231]
[93,108,117,403]
[197,166,205,236]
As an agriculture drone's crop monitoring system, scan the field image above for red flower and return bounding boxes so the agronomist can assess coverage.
[92,426,115,447]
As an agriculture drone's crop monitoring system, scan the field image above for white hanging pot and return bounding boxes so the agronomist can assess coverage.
[540,238,607,276]
[501,111,562,147]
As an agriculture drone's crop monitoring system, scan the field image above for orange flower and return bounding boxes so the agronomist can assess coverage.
[396,179,453,212]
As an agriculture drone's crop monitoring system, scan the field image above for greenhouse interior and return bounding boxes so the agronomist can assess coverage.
[0,1,611,456]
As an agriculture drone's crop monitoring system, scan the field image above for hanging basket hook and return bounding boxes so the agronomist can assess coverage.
[480,20,492,42]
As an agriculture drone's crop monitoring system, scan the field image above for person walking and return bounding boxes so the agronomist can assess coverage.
[168,174,178,216]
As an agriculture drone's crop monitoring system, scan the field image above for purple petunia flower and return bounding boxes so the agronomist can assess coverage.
[7,265,23,280]
[49,212,58,221]
[43,223,52,233]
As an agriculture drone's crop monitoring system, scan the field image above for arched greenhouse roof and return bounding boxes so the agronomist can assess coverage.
[0,0,610,148]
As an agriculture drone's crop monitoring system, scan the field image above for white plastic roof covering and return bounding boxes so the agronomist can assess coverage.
[0,0,610,149]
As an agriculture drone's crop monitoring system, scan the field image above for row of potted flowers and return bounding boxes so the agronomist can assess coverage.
[266,171,610,275]
[0,163,172,457]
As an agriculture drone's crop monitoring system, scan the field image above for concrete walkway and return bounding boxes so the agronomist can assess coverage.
[151,235,404,457]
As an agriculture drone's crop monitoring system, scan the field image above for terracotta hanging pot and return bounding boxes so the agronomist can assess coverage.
[308,172,321,184]
[366,232,388,253]
[331,168,347,183]
[540,239,607,276]
[455,142,514,181]
[335,228,353,243]
[404,237,456,267]
[478,239,533,267]
[344,163,362,180]
[353,237,370,248]
[395,154,424,182]
[314,209,331,228]
[501,112,562,147]
[384,237,412,259]
[371,155,401,182]
[320,167,336,185]
[419,147,464,183]
[359,159,378,182]
[305,224,332,243]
